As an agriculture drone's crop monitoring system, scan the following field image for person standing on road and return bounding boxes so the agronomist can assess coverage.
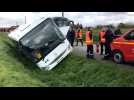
[66,26,75,47]
[99,27,106,55]
[85,27,94,58]
[75,29,83,46]
[104,26,114,59]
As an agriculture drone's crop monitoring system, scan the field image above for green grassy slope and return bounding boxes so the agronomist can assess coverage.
[0,32,134,87]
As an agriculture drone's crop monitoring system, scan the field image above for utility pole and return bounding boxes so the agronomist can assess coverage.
[25,16,26,24]
[62,12,64,17]
[16,21,18,26]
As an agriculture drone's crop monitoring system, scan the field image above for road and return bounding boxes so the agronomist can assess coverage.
[72,43,103,60]
[72,43,134,69]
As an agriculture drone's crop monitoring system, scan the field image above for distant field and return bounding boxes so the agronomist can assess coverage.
[0,32,134,87]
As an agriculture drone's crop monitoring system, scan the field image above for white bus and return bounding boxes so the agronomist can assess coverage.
[8,17,74,70]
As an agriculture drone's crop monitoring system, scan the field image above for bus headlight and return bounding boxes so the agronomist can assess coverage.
[35,51,42,59]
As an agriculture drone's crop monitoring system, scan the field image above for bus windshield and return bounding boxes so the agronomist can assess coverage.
[20,18,65,49]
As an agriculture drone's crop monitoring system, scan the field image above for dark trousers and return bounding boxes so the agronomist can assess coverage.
[105,42,112,57]
[76,38,83,46]
[87,45,94,58]
[100,42,105,55]
[67,37,74,47]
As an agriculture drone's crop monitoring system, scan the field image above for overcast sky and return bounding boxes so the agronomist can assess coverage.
[0,12,134,27]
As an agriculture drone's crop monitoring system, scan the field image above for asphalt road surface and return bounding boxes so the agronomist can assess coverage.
[72,43,134,69]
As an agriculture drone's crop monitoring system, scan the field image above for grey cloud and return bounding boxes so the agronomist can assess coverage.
[1,12,134,27]
[64,12,134,26]
[0,17,24,27]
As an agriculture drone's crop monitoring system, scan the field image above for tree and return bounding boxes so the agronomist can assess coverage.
[109,24,115,29]
[79,24,83,29]
[117,23,125,28]
[96,25,103,29]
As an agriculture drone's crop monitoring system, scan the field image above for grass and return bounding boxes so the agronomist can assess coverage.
[0,32,134,87]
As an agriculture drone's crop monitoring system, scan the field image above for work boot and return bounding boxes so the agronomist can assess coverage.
[103,54,110,60]
[100,52,103,55]
[86,54,90,58]
[89,54,94,59]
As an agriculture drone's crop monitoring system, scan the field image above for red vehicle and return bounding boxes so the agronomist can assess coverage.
[111,29,134,63]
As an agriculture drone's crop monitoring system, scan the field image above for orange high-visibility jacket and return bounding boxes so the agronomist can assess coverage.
[76,31,82,39]
[99,31,106,43]
[79,31,82,39]
[85,31,93,45]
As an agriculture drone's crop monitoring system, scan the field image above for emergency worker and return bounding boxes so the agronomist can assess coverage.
[85,28,94,58]
[67,26,75,47]
[99,27,106,55]
[76,29,83,46]
[104,26,114,59]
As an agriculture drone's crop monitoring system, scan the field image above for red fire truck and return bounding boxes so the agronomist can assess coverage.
[111,29,134,63]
